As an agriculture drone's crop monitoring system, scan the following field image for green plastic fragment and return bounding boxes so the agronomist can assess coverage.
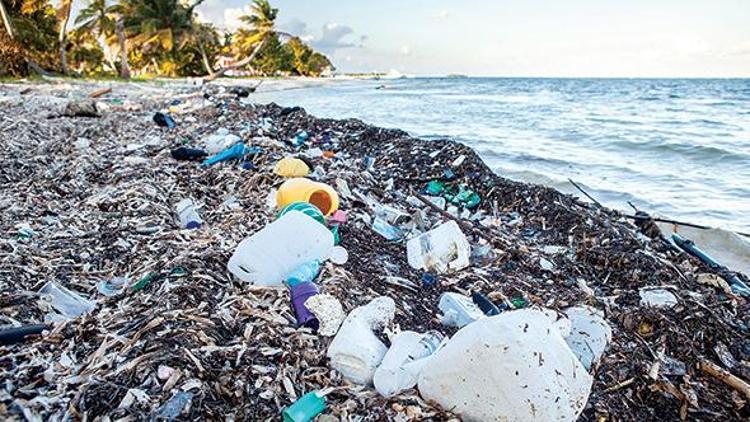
[131,272,157,291]
[425,180,445,196]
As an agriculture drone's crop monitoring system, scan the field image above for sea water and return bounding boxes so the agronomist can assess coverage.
[252,78,750,233]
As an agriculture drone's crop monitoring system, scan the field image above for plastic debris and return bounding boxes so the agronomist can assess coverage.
[406,221,470,273]
[227,211,334,285]
[153,112,175,128]
[639,288,678,308]
[202,144,262,167]
[438,292,485,328]
[97,277,129,297]
[564,305,613,371]
[154,392,193,421]
[276,178,340,216]
[471,292,501,316]
[418,308,593,421]
[327,297,396,384]
[283,391,326,422]
[373,330,444,397]
[38,281,95,322]
[171,147,208,161]
[203,128,242,154]
[372,217,404,240]
[274,157,311,177]
[175,198,202,229]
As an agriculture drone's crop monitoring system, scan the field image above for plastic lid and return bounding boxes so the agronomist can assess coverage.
[329,246,348,265]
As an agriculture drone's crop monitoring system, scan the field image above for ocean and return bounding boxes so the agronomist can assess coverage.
[251,77,750,233]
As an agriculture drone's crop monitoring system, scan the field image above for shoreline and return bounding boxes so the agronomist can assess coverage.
[1,82,748,420]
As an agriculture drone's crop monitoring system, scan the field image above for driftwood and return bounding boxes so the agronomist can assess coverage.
[698,360,750,400]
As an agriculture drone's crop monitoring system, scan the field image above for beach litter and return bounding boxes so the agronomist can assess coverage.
[1,81,749,421]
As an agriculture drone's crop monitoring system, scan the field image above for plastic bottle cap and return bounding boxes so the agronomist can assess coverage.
[329,246,348,265]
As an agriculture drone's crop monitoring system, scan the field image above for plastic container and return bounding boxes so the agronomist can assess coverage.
[276,178,339,216]
[438,292,485,328]
[227,211,335,285]
[278,202,326,227]
[418,308,593,422]
[274,157,310,177]
[283,391,326,422]
[286,261,321,287]
[406,221,470,273]
[175,198,202,229]
[290,282,319,330]
[373,330,444,397]
[327,297,396,384]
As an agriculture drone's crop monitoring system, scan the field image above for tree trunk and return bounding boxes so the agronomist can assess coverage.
[205,35,268,82]
[58,0,72,75]
[0,0,14,39]
[116,19,130,79]
[197,37,213,74]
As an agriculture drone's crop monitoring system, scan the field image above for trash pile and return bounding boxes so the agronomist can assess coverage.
[1,82,749,421]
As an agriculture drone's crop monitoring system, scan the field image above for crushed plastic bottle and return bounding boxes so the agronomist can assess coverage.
[175,198,202,229]
[373,330,444,397]
[327,297,396,384]
[154,391,193,421]
[438,292,485,328]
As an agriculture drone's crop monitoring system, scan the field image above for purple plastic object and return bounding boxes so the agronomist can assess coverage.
[290,282,320,330]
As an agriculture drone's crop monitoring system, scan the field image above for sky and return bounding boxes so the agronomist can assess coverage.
[77,0,750,77]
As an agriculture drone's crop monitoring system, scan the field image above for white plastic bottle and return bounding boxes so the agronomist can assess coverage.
[227,211,334,285]
[373,330,444,397]
[406,220,470,273]
[176,198,202,229]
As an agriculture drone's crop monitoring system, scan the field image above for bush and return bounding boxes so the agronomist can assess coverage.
[0,32,28,77]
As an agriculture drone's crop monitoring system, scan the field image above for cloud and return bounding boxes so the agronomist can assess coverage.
[279,18,310,37]
[400,46,411,56]
[223,6,253,31]
[438,10,449,19]
[312,23,360,53]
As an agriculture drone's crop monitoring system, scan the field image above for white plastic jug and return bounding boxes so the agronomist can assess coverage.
[418,308,593,422]
[406,220,470,273]
[227,211,334,285]
[373,330,444,397]
[327,297,396,385]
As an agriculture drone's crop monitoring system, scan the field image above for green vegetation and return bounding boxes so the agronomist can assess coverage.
[0,0,333,79]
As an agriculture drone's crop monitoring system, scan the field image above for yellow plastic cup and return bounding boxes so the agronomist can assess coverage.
[276,178,339,216]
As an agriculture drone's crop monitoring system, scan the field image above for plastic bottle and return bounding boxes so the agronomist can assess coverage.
[175,198,202,229]
[373,330,444,397]
[327,297,396,384]
[276,178,340,216]
[472,292,500,316]
[227,211,335,285]
[286,261,321,287]
[438,292,485,328]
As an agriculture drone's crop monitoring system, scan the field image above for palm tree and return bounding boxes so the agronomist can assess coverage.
[75,0,115,39]
[205,0,279,81]
[117,0,205,75]
[57,0,73,74]
[0,0,15,40]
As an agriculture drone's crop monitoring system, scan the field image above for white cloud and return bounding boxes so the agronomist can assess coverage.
[400,46,411,56]
[223,6,253,31]
[438,10,449,19]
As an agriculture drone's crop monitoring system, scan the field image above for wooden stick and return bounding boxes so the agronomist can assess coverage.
[89,87,112,98]
[603,377,635,393]
[568,178,602,207]
[698,360,750,400]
